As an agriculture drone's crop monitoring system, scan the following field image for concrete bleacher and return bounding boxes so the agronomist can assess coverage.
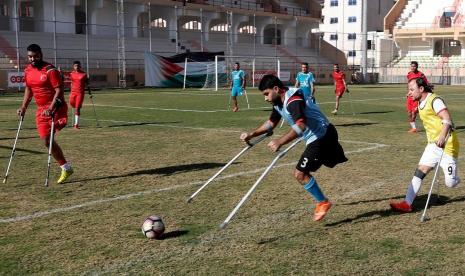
[395,0,458,28]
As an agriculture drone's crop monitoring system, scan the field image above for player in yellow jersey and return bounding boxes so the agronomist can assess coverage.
[390,77,460,212]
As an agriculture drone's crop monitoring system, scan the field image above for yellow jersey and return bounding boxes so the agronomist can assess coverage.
[418,93,459,158]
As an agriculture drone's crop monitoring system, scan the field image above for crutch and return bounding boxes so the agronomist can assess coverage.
[44,112,56,187]
[3,115,24,184]
[243,89,250,109]
[187,131,273,203]
[220,137,303,229]
[420,132,451,222]
[346,88,355,116]
[88,87,100,127]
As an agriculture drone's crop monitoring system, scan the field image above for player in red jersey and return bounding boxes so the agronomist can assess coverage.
[331,64,348,115]
[406,61,429,133]
[69,60,90,129]
[17,44,73,184]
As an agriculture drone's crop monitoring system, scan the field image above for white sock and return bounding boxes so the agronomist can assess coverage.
[410,122,416,129]
[405,175,422,205]
[75,115,79,125]
[60,163,71,171]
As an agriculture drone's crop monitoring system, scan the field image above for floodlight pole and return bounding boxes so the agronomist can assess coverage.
[215,55,218,91]
[148,2,152,52]
[183,57,188,89]
[53,0,57,65]
[252,58,255,87]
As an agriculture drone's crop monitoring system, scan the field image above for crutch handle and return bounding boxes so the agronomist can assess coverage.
[246,131,273,147]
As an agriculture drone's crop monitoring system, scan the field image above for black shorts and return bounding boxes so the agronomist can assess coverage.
[296,124,348,173]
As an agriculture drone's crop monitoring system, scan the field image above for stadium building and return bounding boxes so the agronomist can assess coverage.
[0,0,341,89]
[383,0,465,84]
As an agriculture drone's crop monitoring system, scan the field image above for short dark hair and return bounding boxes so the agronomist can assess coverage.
[409,77,432,92]
[73,60,81,65]
[411,61,418,67]
[258,74,284,91]
[334,63,339,66]
[27,44,42,56]
[301,62,308,67]
[234,62,240,66]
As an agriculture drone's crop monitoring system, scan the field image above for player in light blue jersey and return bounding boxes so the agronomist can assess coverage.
[229,62,246,112]
[240,74,347,221]
[295,62,316,103]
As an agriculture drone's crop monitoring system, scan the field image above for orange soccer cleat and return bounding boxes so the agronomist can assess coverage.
[408,128,417,133]
[313,200,332,221]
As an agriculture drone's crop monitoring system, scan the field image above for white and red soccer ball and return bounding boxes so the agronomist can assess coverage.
[141,215,165,239]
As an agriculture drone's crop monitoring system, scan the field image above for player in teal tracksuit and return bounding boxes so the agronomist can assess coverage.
[295,62,316,103]
[230,62,246,112]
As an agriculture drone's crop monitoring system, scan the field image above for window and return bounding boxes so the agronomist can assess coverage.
[152,18,167,28]
[0,1,8,16]
[238,25,256,34]
[330,17,338,24]
[210,24,229,32]
[348,0,357,5]
[348,50,356,57]
[330,0,338,7]
[348,33,356,40]
[330,34,338,40]
[19,1,33,17]
[182,20,201,30]
[348,16,357,23]
[450,40,458,47]
[367,40,375,50]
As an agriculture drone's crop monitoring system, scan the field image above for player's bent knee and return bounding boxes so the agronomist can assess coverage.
[293,170,308,183]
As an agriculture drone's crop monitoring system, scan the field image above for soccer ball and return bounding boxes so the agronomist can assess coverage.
[141,215,165,239]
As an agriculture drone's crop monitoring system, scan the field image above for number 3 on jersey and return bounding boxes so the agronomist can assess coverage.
[300,157,308,168]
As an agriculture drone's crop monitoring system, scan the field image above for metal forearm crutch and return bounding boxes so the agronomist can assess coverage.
[44,112,56,187]
[187,132,273,203]
[220,137,303,229]
[420,132,451,222]
[346,88,355,116]
[88,88,100,127]
[3,115,24,184]
[243,89,250,109]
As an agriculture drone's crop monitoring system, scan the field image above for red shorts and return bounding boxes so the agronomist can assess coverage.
[69,92,84,109]
[335,86,346,97]
[36,104,68,138]
[406,97,418,112]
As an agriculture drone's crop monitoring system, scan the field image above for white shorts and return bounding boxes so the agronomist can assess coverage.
[419,143,460,187]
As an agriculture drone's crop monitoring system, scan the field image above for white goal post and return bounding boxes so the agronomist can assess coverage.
[210,55,281,91]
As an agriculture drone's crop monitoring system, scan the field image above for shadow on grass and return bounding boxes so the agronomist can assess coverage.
[159,230,189,240]
[0,136,37,141]
[339,195,404,206]
[67,162,231,183]
[325,194,455,227]
[0,145,44,155]
[335,122,378,127]
[108,121,181,128]
[357,110,394,115]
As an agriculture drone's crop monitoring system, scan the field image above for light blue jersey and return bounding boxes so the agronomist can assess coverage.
[231,69,245,96]
[231,70,245,88]
[273,88,329,144]
[296,72,315,99]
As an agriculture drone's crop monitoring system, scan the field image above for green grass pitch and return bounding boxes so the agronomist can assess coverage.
[1,85,465,274]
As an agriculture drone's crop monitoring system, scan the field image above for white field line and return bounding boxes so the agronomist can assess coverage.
[0,141,387,224]
[84,118,242,133]
[3,93,465,113]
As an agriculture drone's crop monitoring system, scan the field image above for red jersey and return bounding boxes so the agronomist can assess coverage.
[69,70,87,95]
[332,71,346,88]
[407,70,428,84]
[24,62,63,107]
